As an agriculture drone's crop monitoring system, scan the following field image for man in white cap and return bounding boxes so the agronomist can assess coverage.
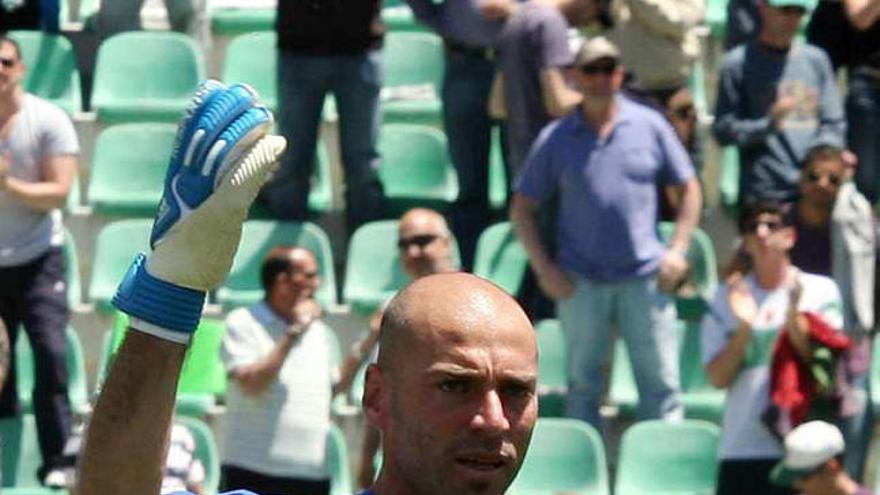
[771,420,873,495]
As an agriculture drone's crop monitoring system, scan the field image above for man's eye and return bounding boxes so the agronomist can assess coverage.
[439,379,469,394]
[502,383,534,399]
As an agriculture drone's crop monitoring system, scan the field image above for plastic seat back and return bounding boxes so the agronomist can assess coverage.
[535,319,567,417]
[378,124,458,211]
[92,32,204,124]
[0,415,42,487]
[88,219,152,313]
[509,418,610,495]
[343,220,408,314]
[383,32,444,89]
[62,227,81,307]
[615,419,720,495]
[473,222,527,295]
[222,32,277,111]
[217,221,337,309]
[10,30,80,113]
[88,123,177,217]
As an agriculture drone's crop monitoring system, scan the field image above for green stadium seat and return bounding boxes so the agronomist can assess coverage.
[62,228,81,307]
[535,319,567,418]
[1,488,67,495]
[720,146,740,216]
[377,124,458,213]
[174,416,221,493]
[222,32,277,111]
[489,126,508,211]
[87,123,176,217]
[10,31,81,114]
[706,0,730,38]
[101,312,227,417]
[328,423,353,495]
[15,325,89,416]
[211,8,275,36]
[88,220,152,313]
[658,222,718,321]
[343,220,409,314]
[615,419,720,495]
[381,0,424,32]
[472,222,527,296]
[610,321,725,421]
[382,32,444,125]
[688,61,708,120]
[508,418,609,495]
[0,414,43,487]
[92,32,204,124]
[216,220,337,310]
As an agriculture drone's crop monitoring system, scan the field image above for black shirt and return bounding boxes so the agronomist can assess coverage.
[276,0,385,55]
[791,212,833,276]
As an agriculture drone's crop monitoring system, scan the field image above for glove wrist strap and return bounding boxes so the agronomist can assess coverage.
[112,253,206,340]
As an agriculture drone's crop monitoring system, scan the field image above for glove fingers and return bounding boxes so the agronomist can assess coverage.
[217,134,287,211]
[210,105,274,189]
[183,83,259,172]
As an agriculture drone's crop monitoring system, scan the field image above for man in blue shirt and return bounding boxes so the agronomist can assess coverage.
[76,82,539,495]
[510,36,702,430]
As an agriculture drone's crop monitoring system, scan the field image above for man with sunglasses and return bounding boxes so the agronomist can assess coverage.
[511,36,701,432]
[790,144,875,481]
[219,246,371,494]
[0,34,78,487]
[713,0,845,206]
[702,199,845,495]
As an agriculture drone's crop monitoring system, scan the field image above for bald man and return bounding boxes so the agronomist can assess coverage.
[358,207,458,486]
[218,246,373,495]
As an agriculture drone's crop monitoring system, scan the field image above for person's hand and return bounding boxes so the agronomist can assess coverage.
[287,299,322,337]
[769,94,797,128]
[727,273,757,329]
[657,249,689,293]
[113,80,286,342]
[536,263,575,300]
[480,0,516,20]
[785,266,804,327]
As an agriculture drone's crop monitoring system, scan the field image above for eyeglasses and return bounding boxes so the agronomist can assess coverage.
[777,5,806,15]
[806,171,842,186]
[580,62,617,75]
[670,105,695,120]
[743,219,787,233]
[0,57,17,69]
[397,234,439,250]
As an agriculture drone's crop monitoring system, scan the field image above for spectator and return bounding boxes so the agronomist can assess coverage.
[1,0,60,32]
[713,0,845,206]
[491,0,596,175]
[839,0,880,202]
[771,420,874,495]
[91,0,207,44]
[219,247,372,495]
[702,200,845,495]
[609,0,704,120]
[0,33,78,487]
[356,207,458,488]
[259,0,386,232]
[790,144,874,480]
[404,0,514,270]
[510,36,700,430]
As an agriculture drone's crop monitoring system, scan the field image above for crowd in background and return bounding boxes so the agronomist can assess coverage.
[3,0,880,493]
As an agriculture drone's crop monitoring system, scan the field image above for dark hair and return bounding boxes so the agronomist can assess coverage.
[803,143,845,169]
[260,246,297,292]
[0,33,22,60]
[737,199,793,233]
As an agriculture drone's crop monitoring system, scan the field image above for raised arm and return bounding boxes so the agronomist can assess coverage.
[77,81,285,495]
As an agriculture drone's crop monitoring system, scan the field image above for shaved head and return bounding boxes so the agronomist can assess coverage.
[366,273,537,495]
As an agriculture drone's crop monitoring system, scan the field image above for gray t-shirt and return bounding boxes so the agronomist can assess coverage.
[712,41,845,203]
[497,3,574,173]
[0,93,79,267]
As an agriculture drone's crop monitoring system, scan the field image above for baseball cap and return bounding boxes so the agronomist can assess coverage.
[770,421,845,486]
[574,36,620,67]
[766,0,817,11]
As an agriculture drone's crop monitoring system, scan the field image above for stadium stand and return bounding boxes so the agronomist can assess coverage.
[615,419,721,495]
[507,418,610,495]
[381,32,444,125]
[91,31,204,124]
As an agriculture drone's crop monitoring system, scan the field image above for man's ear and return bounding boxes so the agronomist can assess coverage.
[363,364,388,431]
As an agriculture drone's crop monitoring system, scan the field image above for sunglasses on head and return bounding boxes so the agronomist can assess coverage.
[580,61,617,75]
[397,234,439,250]
[0,57,17,69]
[806,170,842,186]
[743,219,787,233]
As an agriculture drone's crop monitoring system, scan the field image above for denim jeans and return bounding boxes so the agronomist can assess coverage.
[557,273,683,430]
[265,50,385,229]
[443,50,496,270]
[847,71,880,203]
[95,0,207,43]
